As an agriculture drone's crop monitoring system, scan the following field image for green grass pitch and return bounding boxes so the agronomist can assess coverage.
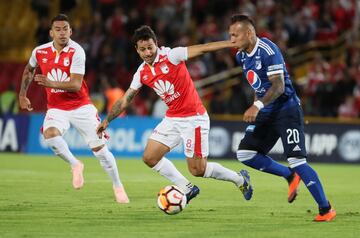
[0,153,359,238]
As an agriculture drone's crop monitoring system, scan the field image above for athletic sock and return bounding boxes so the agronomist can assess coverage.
[292,163,329,208]
[241,153,292,178]
[203,162,244,186]
[93,146,123,188]
[45,136,79,166]
[152,157,192,193]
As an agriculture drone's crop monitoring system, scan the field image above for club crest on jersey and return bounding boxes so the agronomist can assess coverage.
[246,70,261,90]
[64,57,70,66]
[160,63,169,74]
[255,60,262,70]
[142,75,148,81]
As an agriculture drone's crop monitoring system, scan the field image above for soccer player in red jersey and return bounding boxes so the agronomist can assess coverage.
[97,25,253,203]
[19,14,129,203]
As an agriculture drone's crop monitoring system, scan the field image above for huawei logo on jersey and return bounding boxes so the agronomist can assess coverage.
[47,68,70,93]
[153,79,180,103]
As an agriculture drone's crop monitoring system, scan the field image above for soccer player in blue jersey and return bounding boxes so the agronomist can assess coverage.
[228,14,336,222]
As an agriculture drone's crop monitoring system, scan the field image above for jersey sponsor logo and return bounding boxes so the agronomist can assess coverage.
[42,58,48,63]
[37,50,48,54]
[160,63,169,74]
[153,79,180,103]
[47,68,70,93]
[246,70,261,90]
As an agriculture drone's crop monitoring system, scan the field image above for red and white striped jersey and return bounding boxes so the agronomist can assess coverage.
[130,46,206,117]
[29,39,91,110]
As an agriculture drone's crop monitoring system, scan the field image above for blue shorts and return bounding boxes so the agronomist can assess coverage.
[239,105,307,158]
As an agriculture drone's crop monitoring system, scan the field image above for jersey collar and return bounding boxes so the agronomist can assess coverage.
[51,39,72,53]
[246,37,259,57]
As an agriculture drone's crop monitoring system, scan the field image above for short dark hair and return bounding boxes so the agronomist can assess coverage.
[51,14,70,27]
[132,25,157,47]
[230,14,255,28]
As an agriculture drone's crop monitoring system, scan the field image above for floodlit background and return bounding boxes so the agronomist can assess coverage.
[0,1,359,237]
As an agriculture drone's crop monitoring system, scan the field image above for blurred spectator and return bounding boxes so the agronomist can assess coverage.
[0,85,18,115]
[31,0,49,18]
[35,16,50,45]
[2,0,360,118]
[338,95,359,118]
[101,76,126,117]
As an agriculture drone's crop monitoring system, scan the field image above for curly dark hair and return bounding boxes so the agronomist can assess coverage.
[132,25,157,47]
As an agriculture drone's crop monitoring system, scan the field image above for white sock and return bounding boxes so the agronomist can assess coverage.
[45,136,79,166]
[203,162,244,186]
[93,146,122,188]
[152,157,193,193]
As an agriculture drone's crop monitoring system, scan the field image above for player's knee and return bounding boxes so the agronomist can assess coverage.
[236,149,257,163]
[142,153,159,167]
[91,144,105,153]
[287,157,307,168]
[188,166,205,177]
[43,127,61,139]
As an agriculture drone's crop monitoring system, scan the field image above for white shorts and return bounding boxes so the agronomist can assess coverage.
[43,104,105,148]
[150,113,210,158]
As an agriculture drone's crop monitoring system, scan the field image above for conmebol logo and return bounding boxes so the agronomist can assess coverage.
[154,80,174,98]
[47,68,70,82]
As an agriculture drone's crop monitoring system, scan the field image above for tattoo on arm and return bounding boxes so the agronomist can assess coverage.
[107,100,123,123]
[106,89,137,123]
[125,90,136,103]
[20,64,35,96]
[260,74,284,106]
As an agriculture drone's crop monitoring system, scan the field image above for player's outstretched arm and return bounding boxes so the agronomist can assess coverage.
[96,88,138,136]
[34,73,83,92]
[19,63,36,111]
[187,40,234,59]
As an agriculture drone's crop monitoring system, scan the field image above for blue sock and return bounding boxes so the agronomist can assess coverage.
[242,153,292,178]
[292,163,329,208]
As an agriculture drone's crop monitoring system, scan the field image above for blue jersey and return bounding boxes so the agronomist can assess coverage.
[235,37,300,112]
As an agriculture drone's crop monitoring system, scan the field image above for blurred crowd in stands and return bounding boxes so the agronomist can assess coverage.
[1,0,359,119]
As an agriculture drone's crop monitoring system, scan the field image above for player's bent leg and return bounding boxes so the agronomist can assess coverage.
[187,156,252,200]
[44,127,84,189]
[92,144,129,203]
[237,149,292,178]
[143,139,170,167]
[145,139,194,196]
[288,157,335,221]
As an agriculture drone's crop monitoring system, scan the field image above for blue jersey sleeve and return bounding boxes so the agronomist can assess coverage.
[262,43,285,77]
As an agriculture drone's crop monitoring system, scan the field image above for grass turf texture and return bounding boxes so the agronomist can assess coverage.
[0,153,359,238]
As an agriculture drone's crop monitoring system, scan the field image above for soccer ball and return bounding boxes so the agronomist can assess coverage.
[157,185,187,215]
